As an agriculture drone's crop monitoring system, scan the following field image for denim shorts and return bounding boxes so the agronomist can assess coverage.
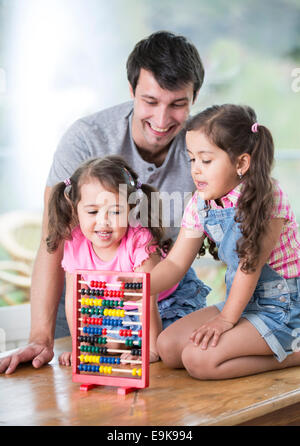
[215,276,300,362]
[109,267,211,341]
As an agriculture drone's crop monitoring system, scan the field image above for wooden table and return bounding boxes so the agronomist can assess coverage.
[1,336,300,426]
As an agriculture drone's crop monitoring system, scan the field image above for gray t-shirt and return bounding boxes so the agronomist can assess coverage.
[46,101,195,240]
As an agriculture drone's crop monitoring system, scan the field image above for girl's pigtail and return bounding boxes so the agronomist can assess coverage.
[235,123,275,272]
[46,182,75,253]
[136,183,173,255]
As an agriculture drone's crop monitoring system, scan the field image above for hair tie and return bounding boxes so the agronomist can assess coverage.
[136,180,142,190]
[251,122,259,133]
[64,178,71,187]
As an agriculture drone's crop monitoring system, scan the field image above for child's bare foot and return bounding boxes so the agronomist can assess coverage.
[149,351,160,363]
[120,350,160,364]
[59,351,72,366]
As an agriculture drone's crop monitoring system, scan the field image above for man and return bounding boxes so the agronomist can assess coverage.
[0,31,206,374]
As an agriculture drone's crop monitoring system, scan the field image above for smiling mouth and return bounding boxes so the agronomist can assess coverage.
[147,122,175,135]
[95,231,112,240]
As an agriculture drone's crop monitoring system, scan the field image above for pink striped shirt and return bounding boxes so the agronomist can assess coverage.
[182,181,300,278]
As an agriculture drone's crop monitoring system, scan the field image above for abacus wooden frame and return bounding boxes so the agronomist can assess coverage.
[72,269,150,391]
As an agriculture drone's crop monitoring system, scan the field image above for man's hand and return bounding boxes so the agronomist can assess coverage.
[0,342,54,374]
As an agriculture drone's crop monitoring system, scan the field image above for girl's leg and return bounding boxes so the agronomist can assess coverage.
[182,317,300,380]
[157,305,220,368]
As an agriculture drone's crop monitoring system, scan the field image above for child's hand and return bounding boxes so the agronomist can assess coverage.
[59,351,72,366]
[190,315,234,350]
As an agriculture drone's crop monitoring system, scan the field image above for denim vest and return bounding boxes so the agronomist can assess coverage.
[197,196,291,308]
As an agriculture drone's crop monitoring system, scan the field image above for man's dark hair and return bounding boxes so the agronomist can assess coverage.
[126,31,204,101]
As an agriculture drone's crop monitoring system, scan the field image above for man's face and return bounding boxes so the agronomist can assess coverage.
[130,68,195,153]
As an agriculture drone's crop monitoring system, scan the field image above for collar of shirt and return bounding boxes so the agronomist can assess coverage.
[204,182,244,209]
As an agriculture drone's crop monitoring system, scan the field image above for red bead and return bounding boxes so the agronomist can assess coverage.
[98,318,103,325]
[90,281,94,287]
[102,328,107,335]
[103,281,106,289]
[121,282,125,290]
[138,330,142,337]
[128,329,132,337]
[119,329,123,336]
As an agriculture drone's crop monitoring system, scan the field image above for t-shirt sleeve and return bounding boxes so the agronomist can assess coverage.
[271,182,293,221]
[126,227,158,270]
[61,239,75,273]
[181,192,203,233]
[61,226,85,273]
[46,118,100,186]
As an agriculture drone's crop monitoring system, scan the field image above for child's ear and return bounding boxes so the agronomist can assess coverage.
[236,153,251,177]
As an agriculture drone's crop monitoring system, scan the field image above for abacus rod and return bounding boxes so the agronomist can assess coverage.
[77,305,141,316]
[78,356,142,365]
[79,280,142,288]
[79,291,143,297]
[78,338,141,346]
[78,321,141,336]
[77,312,142,326]
[78,298,142,306]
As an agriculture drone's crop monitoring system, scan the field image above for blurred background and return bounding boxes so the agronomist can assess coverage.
[0,0,299,349]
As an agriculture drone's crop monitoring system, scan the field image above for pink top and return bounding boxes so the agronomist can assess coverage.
[62,224,178,301]
[182,181,300,279]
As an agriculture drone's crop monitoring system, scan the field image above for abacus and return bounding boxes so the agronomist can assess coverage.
[72,270,150,395]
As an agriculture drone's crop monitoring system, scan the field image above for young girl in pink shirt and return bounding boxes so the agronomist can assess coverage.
[46,155,210,364]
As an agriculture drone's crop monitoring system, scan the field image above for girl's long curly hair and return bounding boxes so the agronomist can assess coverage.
[186,104,275,273]
[46,155,171,255]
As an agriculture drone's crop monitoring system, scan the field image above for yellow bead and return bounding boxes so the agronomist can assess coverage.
[99,299,102,306]
[108,367,112,374]
[137,368,142,376]
[80,354,84,362]
[108,309,113,316]
[116,309,120,317]
[100,366,104,373]
[120,310,125,317]
[132,368,137,376]
[104,309,109,316]
[112,309,116,317]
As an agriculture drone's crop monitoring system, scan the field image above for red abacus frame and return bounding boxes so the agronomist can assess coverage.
[72,270,150,395]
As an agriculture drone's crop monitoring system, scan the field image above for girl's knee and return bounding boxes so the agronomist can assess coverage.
[181,345,219,380]
[156,330,182,368]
